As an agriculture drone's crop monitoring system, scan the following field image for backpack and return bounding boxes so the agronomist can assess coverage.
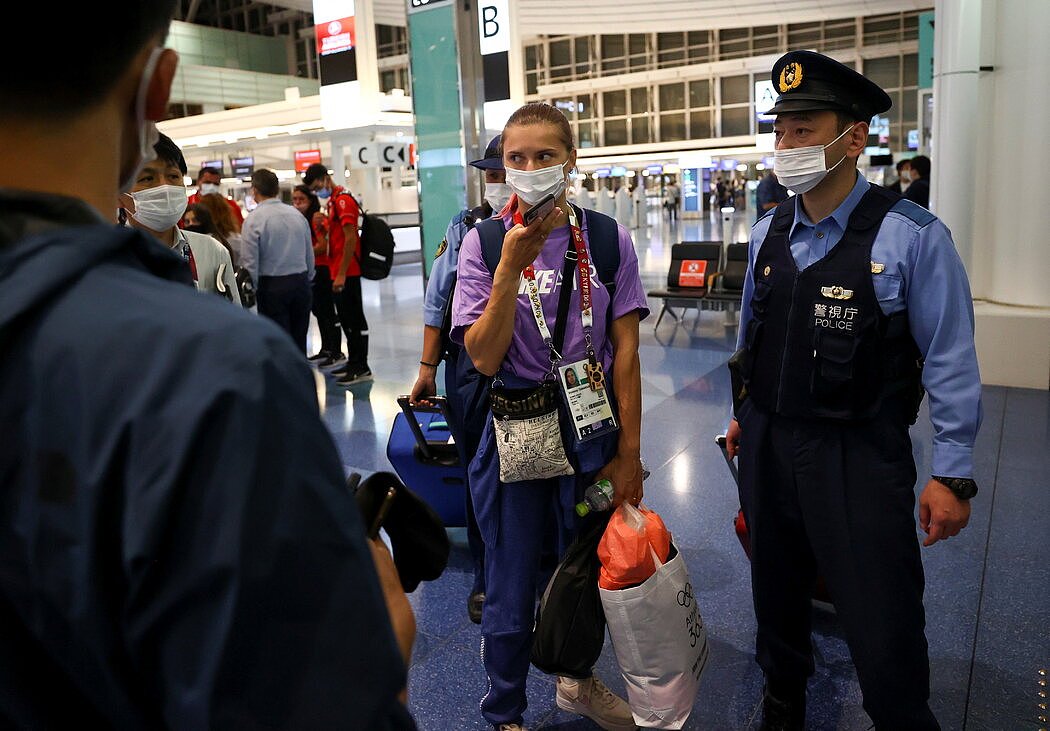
[355,198,396,281]
[475,203,621,317]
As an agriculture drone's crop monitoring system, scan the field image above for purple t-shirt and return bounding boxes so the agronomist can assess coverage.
[451,210,650,382]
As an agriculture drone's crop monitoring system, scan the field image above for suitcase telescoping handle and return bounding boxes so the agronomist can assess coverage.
[396,395,451,461]
[714,434,739,485]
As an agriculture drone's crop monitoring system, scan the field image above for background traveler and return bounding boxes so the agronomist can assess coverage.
[293,183,344,367]
[755,169,790,222]
[187,165,244,226]
[0,2,415,727]
[197,191,245,264]
[240,168,314,353]
[304,162,373,385]
[904,154,931,209]
[121,133,239,304]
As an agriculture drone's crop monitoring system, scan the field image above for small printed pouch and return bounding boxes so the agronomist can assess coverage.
[489,381,574,484]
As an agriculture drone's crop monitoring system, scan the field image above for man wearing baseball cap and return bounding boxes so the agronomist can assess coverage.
[409,134,509,623]
[724,50,982,730]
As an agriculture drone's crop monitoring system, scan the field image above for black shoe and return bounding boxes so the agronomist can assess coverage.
[330,362,353,376]
[760,684,805,731]
[467,591,484,624]
[337,368,373,386]
[307,350,329,362]
[318,353,346,369]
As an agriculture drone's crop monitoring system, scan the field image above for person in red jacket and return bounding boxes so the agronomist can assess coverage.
[187,166,244,226]
[304,162,372,385]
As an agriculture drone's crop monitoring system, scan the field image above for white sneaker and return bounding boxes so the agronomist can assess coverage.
[556,674,636,730]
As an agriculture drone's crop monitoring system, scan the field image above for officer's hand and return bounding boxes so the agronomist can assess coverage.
[368,537,416,697]
[598,453,644,507]
[497,206,563,274]
[918,479,971,547]
[725,418,742,459]
[409,367,437,405]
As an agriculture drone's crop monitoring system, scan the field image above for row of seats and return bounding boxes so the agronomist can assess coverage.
[647,241,749,332]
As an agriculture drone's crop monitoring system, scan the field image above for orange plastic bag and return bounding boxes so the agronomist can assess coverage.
[597,502,671,590]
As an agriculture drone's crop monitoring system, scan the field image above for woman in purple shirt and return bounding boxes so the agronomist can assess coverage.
[451,103,650,731]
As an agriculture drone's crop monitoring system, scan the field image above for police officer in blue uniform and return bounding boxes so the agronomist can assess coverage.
[725,50,982,731]
[411,134,510,623]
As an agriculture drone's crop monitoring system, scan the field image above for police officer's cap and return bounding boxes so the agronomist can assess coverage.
[766,50,892,121]
[469,134,504,171]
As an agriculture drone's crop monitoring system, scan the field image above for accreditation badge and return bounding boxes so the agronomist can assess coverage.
[559,358,619,442]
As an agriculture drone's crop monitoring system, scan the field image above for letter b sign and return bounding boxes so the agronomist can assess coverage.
[479,0,509,55]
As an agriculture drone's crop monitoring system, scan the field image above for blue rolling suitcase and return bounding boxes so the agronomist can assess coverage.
[386,396,467,527]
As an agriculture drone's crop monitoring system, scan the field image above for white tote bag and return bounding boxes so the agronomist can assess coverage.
[599,539,708,729]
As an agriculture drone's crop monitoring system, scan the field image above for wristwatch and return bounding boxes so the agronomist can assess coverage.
[931,475,979,500]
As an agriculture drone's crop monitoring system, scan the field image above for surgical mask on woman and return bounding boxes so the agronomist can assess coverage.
[484,182,513,211]
[127,185,188,232]
[198,183,222,195]
[316,187,331,200]
[772,123,856,195]
[505,161,569,205]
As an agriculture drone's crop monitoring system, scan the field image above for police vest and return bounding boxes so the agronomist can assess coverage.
[741,186,923,421]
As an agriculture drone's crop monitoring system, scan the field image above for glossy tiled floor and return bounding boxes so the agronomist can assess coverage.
[306,206,1049,731]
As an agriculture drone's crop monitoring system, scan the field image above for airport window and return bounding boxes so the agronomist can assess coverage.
[865,56,900,91]
[578,93,595,119]
[525,45,541,95]
[657,33,686,66]
[628,33,649,71]
[788,22,821,49]
[577,120,598,148]
[752,25,780,54]
[719,27,751,60]
[660,112,687,142]
[601,34,627,73]
[376,25,407,59]
[689,79,711,108]
[659,82,686,111]
[903,52,919,87]
[603,89,627,117]
[687,31,712,63]
[549,38,572,81]
[721,106,751,137]
[689,108,712,140]
[631,115,650,145]
[721,75,750,105]
[822,18,856,51]
[575,36,592,76]
[863,11,924,46]
[605,118,628,146]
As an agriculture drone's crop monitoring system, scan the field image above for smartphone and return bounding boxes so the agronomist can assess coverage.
[368,486,398,539]
[522,193,556,226]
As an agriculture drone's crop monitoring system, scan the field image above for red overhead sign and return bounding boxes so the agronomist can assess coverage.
[295,149,322,172]
[316,16,355,56]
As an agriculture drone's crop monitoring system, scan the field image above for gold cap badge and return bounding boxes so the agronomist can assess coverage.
[870,261,885,274]
[778,62,803,93]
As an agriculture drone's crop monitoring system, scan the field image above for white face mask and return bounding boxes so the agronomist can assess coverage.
[199,183,221,195]
[772,123,857,195]
[119,47,164,194]
[128,184,188,232]
[505,161,569,205]
[483,182,512,211]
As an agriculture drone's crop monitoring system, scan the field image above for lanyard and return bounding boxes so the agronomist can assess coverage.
[514,205,603,386]
[180,241,199,288]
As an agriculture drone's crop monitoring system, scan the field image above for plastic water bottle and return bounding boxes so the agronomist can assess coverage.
[575,479,614,517]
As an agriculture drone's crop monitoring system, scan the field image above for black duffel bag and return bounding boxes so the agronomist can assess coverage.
[531,511,612,679]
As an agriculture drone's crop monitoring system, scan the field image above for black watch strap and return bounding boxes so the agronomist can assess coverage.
[932,475,978,500]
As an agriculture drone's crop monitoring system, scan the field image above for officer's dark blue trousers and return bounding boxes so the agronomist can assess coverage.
[468,374,617,727]
[737,398,939,730]
[443,347,488,594]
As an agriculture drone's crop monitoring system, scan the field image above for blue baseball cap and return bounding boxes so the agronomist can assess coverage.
[469,134,504,171]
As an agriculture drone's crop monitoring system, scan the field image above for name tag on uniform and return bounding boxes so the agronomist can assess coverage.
[559,359,619,442]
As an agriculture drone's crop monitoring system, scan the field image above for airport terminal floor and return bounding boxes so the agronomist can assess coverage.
[306,208,1048,731]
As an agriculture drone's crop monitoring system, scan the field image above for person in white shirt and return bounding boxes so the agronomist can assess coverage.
[120,133,239,304]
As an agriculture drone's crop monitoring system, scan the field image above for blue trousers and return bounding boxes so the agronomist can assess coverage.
[469,375,617,726]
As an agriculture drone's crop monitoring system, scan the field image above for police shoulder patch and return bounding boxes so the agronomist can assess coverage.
[435,239,448,259]
[890,199,937,229]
